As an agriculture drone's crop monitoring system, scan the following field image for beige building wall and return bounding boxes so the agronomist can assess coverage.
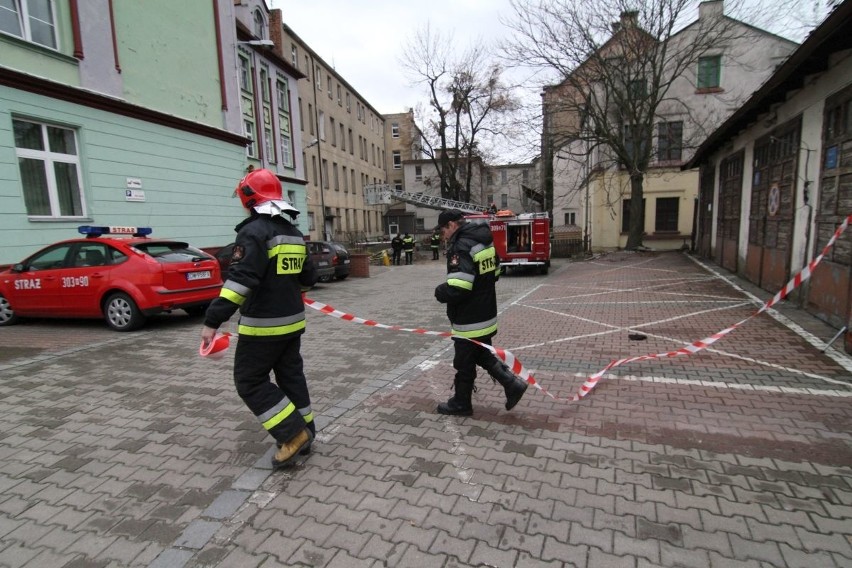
[277,21,387,242]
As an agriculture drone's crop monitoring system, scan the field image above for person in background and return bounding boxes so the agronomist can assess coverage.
[201,168,317,470]
[430,230,441,260]
[433,209,528,416]
[402,233,415,265]
[391,233,403,266]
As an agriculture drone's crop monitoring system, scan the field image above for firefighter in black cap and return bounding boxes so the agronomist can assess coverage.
[433,209,528,415]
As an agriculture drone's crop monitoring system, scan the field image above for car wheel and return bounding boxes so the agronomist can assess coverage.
[104,292,145,331]
[0,294,19,326]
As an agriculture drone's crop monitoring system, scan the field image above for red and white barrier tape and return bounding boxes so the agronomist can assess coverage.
[302,298,541,392]
[305,214,851,403]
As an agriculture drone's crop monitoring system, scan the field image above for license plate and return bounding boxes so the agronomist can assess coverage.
[187,271,211,281]
[343,259,350,264]
[318,261,328,266]
[516,258,528,263]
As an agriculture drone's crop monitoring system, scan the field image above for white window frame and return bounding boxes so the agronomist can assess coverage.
[0,0,58,49]
[244,120,256,157]
[391,123,400,138]
[392,151,401,169]
[13,118,87,219]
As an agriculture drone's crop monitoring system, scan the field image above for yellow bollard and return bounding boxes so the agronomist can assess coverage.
[382,250,390,266]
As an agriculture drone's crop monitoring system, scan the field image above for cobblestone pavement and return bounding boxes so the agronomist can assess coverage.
[0,251,850,568]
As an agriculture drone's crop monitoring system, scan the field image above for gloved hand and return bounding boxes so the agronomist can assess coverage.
[434,283,450,304]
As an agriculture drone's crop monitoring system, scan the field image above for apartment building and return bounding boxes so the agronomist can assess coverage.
[541,0,797,252]
[277,21,386,242]
[484,164,541,214]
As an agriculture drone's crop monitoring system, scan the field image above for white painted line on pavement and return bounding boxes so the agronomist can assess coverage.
[687,255,852,374]
[586,372,852,397]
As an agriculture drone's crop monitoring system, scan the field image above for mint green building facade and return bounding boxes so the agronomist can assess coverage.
[0,0,308,266]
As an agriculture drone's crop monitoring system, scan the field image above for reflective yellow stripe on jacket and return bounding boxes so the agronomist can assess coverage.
[451,317,498,338]
[238,313,306,336]
[219,280,252,305]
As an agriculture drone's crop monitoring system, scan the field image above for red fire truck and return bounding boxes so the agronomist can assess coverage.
[466,211,551,274]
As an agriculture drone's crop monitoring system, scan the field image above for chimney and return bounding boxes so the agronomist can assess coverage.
[620,10,639,27]
[699,0,724,20]
[612,10,638,33]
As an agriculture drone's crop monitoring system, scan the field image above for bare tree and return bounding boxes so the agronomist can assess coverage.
[401,24,518,203]
[502,0,794,249]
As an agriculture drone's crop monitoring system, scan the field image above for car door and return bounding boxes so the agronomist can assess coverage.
[7,244,74,314]
[61,242,114,316]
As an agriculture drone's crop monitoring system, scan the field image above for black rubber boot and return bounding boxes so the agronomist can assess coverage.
[437,380,474,416]
[485,361,528,411]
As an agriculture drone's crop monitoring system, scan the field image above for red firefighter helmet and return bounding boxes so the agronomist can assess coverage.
[235,168,299,217]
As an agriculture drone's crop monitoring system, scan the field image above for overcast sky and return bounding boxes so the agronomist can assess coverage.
[268,0,826,118]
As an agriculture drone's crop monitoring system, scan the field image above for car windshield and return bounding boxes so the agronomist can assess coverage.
[132,242,210,263]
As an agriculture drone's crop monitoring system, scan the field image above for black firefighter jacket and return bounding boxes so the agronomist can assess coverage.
[434,221,500,339]
[204,214,317,340]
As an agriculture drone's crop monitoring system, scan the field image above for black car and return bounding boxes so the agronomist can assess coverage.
[211,242,335,282]
[307,241,350,282]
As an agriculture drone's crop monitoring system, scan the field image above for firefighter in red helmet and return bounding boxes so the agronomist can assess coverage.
[201,168,318,469]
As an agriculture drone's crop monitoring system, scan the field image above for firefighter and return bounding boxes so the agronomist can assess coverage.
[402,232,415,265]
[201,169,318,470]
[390,233,403,265]
[430,230,441,260]
[433,209,528,415]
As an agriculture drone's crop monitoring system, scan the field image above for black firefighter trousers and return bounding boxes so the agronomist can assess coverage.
[453,334,501,386]
[233,334,313,444]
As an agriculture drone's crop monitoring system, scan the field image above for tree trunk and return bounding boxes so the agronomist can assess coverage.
[625,172,645,249]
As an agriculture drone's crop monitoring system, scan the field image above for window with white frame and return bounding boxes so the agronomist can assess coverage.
[564,211,576,225]
[244,120,256,157]
[260,66,270,102]
[278,115,293,168]
[239,54,251,92]
[264,127,274,163]
[13,118,85,218]
[318,110,325,140]
[0,0,58,49]
[392,151,401,169]
[391,123,399,138]
[290,44,298,66]
[415,165,422,181]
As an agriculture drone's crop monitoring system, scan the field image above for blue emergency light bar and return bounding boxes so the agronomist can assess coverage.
[78,225,153,238]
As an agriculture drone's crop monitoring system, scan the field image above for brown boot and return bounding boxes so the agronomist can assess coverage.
[272,428,311,470]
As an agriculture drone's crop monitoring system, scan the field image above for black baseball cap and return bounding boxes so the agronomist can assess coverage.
[435,209,464,230]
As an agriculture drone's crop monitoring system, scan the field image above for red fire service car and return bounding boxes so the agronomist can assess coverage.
[466,211,551,274]
[0,226,223,331]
